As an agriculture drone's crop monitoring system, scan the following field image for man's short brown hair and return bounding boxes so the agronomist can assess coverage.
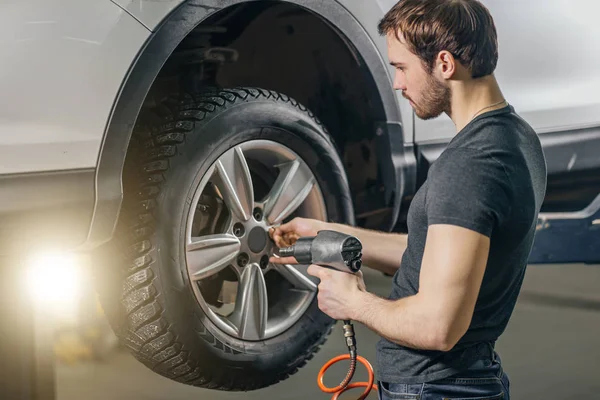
[378,0,499,78]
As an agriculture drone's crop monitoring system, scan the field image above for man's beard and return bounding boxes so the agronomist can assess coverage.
[407,74,451,120]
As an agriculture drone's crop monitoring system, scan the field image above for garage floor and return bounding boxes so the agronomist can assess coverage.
[56,264,600,400]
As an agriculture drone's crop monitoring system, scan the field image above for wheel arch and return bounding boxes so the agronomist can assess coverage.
[86,0,405,248]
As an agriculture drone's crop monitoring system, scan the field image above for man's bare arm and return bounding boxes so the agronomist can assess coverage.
[350,224,490,351]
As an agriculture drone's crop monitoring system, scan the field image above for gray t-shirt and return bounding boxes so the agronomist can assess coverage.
[376,104,547,384]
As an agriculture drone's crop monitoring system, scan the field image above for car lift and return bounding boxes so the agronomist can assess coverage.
[1,266,55,400]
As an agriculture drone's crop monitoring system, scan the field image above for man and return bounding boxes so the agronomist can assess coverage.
[270,0,547,399]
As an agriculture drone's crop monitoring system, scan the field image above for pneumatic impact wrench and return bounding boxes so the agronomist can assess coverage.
[278,230,366,395]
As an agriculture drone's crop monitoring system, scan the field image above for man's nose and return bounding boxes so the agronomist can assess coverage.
[393,72,406,91]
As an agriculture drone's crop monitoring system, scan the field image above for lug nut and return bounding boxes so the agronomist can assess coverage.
[259,255,269,269]
[233,223,245,237]
[237,253,249,267]
[253,207,263,221]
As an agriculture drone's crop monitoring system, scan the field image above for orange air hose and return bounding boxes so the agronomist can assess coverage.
[317,353,378,400]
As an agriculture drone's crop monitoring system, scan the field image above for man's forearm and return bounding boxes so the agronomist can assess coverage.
[328,223,407,275]
[351,291,452,351]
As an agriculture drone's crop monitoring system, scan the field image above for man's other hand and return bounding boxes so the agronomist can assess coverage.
[307,265,366,320]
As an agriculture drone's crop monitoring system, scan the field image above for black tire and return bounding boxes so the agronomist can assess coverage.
[93,87,354,391]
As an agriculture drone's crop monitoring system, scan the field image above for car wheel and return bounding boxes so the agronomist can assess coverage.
[94,88,354,390]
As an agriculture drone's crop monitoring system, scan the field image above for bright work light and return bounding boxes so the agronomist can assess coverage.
[25,252,83,313]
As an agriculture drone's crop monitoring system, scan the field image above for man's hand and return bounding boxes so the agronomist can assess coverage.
[306,265,367,320]
[268,217,328,264]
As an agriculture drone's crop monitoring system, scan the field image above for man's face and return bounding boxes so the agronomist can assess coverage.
[386,32,451,120]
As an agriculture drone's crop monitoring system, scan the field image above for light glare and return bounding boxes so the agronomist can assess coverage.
[26,252,82,307]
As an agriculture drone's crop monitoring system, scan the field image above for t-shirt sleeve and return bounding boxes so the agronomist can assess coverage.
[425,148,512,237]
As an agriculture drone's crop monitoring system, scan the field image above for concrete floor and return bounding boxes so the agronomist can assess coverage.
[56,264,600,400]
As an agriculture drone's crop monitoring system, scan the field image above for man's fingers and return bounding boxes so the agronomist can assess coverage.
[281,232,299,246]
[275,236,294,248]
[269,255,298,265]
[271,221,294,234]
[307,264,328,279]
[269,228,299,248]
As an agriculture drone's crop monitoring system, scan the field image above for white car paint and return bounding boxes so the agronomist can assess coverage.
[0,0,150,174]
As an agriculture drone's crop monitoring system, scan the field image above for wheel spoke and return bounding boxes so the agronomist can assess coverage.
[230,264,268,340]
[275,263,318,292]
[264,159,316,225]
[214,146,254,221]
[186,234,241,281]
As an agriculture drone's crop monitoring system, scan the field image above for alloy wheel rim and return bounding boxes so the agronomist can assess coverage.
[185,139,327,341]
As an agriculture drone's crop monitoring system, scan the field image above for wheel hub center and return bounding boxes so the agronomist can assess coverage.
[248,226,268,253]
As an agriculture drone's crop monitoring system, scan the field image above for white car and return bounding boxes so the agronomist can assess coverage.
[1,0,598,391]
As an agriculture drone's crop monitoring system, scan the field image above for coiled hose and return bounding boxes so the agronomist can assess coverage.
[317,321,378,399]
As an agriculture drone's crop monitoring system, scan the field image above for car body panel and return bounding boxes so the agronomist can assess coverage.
[0,0,150,175]
[0,169,95,254]
[110,0,183,31]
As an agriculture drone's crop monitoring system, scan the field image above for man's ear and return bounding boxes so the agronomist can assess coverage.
[437,50,456,79]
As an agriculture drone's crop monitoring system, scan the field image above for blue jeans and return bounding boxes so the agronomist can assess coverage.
[378,351,510,400]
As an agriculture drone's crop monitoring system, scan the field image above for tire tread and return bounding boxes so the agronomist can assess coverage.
[111,87,336,390]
